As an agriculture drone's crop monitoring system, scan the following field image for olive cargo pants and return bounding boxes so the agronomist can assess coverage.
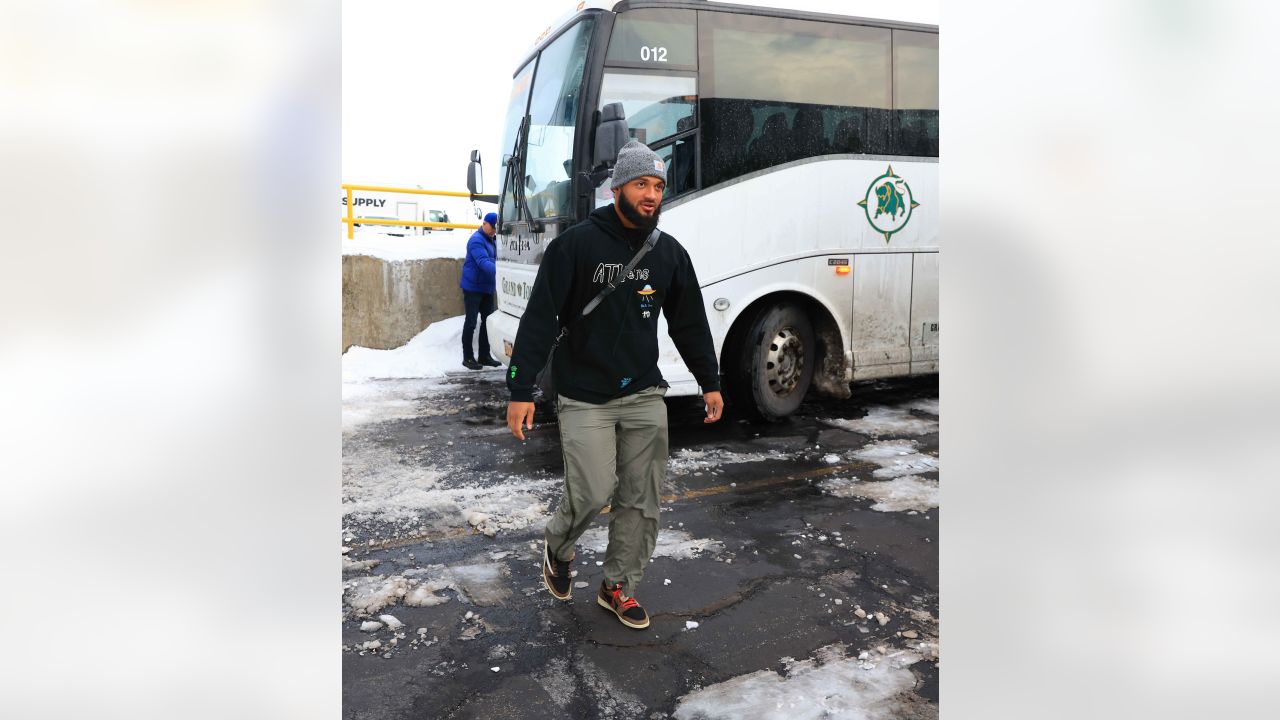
[545,385,668,597]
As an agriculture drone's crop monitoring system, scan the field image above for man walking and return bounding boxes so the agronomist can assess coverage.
[460,211,502,370]
[506,141,724,629]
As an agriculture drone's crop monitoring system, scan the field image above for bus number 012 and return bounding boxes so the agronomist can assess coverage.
[640,46,668,62]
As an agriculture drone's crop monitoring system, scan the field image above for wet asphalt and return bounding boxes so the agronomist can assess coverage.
[343,372,939,719]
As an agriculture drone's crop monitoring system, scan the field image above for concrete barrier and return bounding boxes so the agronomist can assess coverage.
[342,255,465,352]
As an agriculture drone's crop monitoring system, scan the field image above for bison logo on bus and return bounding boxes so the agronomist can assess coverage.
[858,165,920,243]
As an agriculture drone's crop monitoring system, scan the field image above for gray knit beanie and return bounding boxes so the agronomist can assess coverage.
[610,140,666,189]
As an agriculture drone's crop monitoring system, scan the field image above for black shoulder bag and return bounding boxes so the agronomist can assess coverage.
[534,228,660,400]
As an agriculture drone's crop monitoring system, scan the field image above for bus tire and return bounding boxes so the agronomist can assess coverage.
[738,302,814,421]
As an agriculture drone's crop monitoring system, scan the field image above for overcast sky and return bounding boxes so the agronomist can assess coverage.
[343,0,939,192]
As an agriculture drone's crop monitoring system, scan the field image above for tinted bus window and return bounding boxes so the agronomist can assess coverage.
[606,8,697,69]
[698,12,892,187]
[893,30,939,157]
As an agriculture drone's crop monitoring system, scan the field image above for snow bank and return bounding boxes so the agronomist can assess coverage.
[342,315,465,382]
[341,231,469,262]
[672,644,933,720]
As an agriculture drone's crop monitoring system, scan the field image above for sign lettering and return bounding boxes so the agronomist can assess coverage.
[640,46,668,62]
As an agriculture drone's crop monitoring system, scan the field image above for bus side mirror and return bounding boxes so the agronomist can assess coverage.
[467,149,483,194]
[593,102,629,169]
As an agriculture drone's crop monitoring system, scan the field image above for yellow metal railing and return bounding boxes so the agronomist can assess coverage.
[341,184,483,239]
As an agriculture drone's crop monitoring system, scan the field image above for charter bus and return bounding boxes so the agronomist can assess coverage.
[470,0,938,420]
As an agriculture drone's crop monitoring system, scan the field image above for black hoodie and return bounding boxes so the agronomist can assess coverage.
[507,205,720,404]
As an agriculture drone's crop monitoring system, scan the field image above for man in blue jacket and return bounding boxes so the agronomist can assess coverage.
[459,211,502,370]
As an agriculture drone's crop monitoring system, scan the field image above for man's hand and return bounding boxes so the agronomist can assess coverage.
[507,401,536,440]
[703,391,724,423]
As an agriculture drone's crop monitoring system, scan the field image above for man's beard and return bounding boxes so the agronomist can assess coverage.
[617,190,661,233]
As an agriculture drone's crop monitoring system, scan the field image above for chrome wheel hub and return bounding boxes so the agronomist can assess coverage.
[763,326,804,396]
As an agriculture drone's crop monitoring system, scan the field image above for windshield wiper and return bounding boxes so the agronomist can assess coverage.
[500,114,543,233]
[513,116,544,233]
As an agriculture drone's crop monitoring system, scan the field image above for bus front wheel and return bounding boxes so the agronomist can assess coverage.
[734,302,815,421]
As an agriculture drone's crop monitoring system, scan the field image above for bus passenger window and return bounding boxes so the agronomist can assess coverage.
[600,72,697,149]
[655,137,695,199]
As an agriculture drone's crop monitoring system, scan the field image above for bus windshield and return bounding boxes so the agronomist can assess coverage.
[498,18,595,225]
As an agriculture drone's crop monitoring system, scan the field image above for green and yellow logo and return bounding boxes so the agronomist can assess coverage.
[857,165,919,243]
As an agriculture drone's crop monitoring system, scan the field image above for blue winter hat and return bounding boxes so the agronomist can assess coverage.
[483,212,498,226]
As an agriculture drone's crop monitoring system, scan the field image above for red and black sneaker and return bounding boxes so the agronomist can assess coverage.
[597,581,650,629]
[542,541,573,601]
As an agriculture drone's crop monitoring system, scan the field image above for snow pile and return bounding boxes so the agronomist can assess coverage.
[343,456,448,524]
[668,447,784,475]
[343,431,557,533]
[578,527,725,559]
[342,230,468,262]
[851,440,939,479]
[817,437,941,513]
[819,475,939,513]
[904,398,940,416]
[345,574,413,616]
[341,377,455,432]
[460,496,551,538]
[672,643,934,720]
[343,562,513,617]
[820,404,938,437]
[342,316,467,382]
